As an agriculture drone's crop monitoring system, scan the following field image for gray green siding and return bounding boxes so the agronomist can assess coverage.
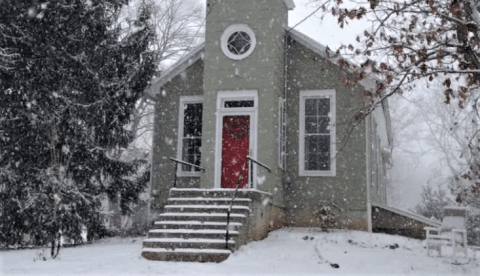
[201,0,289,206]
[284,38,369,229]
[149,59,204,209]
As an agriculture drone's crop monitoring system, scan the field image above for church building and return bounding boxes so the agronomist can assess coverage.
[141,0,439,262]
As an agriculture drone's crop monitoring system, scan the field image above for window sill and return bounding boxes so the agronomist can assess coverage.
[177,172,202,178]
[299,170,336,177]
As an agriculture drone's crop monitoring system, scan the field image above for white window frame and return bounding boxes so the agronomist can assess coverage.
[278,97,286,170]
[214,90,258,189]
[220,24,257,61]
[299,90,336,177]
[176,95,203,177]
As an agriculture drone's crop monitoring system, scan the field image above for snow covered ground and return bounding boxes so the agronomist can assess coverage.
[1,228,479,276]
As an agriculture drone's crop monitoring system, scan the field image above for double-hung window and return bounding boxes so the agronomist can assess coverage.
[177,96,203,176]
[299,90,336,176]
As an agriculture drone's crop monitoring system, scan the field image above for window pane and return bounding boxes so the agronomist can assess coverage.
[305,99,317,116]
[318,98,330,116]
[194,138,201,155]
[182,138,192,156]
[318,117,330,133]
[224,100,254,108]
[305,154,318,171]
[184,103,202,136]
[305,117,317,134]
[305,135,331,171]
[181,103,203,172]
[318,135,330,153]
[305,135,318,154]
[318,153,331,171]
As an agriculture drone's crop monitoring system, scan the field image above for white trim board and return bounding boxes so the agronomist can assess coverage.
[214,91,259,189]
[298,90,336,177]
[176,96,204,177]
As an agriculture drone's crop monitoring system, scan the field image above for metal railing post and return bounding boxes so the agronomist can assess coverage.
[173,162,178,188]
[225,210,231,249]
[248,158,252,189]
[169,157,205,188]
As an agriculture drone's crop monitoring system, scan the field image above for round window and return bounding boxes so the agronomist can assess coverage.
[221,24,256,60]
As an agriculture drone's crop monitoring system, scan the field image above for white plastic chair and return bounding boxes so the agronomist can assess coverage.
[425,206,468,259]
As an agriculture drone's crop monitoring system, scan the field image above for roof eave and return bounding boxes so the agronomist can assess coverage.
[150,43,206,89]
[287,27,393,147]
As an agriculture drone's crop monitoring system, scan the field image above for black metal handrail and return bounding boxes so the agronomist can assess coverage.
[170,157,205,188]
[225,156,271,249]
[225,158,249,249]
[247,155,271,173]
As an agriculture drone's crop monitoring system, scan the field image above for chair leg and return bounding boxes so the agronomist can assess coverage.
[427,240,430,257]
[452,237,456,260]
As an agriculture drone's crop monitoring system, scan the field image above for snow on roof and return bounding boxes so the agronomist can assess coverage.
[287,27,381,91]
[286,28,329,60]
[286,28,393,148]
[148,42,205,90]
[372,202,441,228]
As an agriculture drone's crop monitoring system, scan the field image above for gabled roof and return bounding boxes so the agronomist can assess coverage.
[150,28,327,90]
[287,28,393,148]
[150,42,205,89]
[150,27,379,92]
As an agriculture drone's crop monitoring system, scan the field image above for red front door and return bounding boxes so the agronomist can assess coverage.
[221,116,250,188]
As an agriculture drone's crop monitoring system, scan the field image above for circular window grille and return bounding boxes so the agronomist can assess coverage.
[221,24,256,60]
[227,32,251,55]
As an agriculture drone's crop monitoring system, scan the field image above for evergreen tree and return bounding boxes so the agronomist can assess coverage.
[414,185,452,221]
[0,0,156,255]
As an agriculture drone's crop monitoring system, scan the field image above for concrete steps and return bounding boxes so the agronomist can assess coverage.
[143,238,235,250]
[142,188,251,263]
[164,205,250,215]
[153,221,243,230]
[142,248,232,262]
[167,197,252,207]
[157,212,246,223]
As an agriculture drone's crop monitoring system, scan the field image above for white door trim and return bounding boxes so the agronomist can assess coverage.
[214,90,258,189]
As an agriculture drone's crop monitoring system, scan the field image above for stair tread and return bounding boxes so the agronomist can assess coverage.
[169,197,252,202]
[171,188,244,191]
[144,238,235,244]
[142,248,231,254]
[160,213,246,217]
[165,205,250,210]
[155,221,242,226]
[149,229,239,234]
